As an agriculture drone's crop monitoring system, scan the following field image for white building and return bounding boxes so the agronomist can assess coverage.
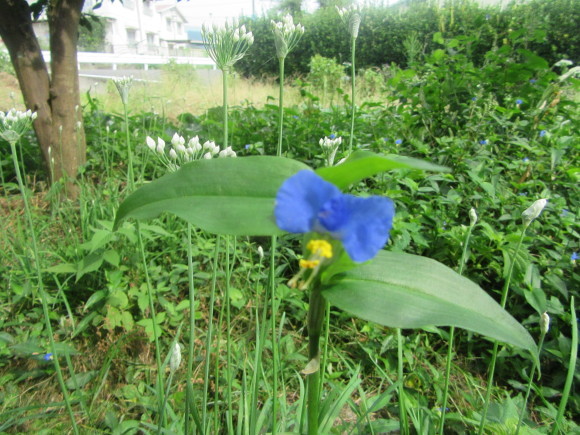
[83,0,190,55]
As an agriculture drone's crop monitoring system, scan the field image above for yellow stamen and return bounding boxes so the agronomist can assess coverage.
[299,259,320,269]
[306,239,333,258]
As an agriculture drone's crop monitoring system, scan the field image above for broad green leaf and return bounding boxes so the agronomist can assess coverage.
[316,151,448,189]
[114,156,309,235]
[322,251,537,354]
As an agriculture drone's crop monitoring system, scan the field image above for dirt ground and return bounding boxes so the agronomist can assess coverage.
[0,72,24,111]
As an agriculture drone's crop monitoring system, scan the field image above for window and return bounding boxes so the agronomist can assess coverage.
[126,29,136,44]
[166,18,172,31]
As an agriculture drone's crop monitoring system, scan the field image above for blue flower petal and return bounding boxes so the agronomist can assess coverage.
[337,195,395,262]
[275,170,341,233]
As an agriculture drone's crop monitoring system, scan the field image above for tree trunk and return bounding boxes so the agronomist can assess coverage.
[0,0,86,199]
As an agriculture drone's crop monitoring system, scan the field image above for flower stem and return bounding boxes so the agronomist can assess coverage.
[9,140,79,434]
[122,102,135,191]
[223,69,229,149]
[270,235,278,435]
[478,227,527,434]
[551,296,577,435]
[348,36,356,154]
[276,57,285,157]
[397,328,409,435]
[439,223,475,433]
[185,223,196,434]
[515,333,545,434]
[307,286,325,435]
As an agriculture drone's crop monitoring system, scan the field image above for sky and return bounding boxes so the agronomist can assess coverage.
[177,0,402,27]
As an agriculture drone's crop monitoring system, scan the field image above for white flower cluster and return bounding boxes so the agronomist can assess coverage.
[319,135,343,167]
[271,15,305,59]
[202,19,254,71]
[0,108,37,143]
[112,76,134,106]
[336,5,361,39]
[146,133,236,172]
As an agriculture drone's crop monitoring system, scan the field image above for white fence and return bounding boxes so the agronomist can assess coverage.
[40,51,216,71]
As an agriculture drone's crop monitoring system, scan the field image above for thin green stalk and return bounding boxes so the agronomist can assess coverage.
[135,221,165,428]
[397,329,409,435]
[269,235,278,435]
[306,287,325,435]
[515,333,546,434]
[551,296,577,435]
[348,36,356,154]
[122,102,135,191]
[276,57,285,157]
[225,236,234,434]
[185,223,196,434]
[478,227,527,434]
[223,69,229,149]
[9,140,79,434]
[439,223,475,433]
[318,301,331,401]
[202,236,221,432]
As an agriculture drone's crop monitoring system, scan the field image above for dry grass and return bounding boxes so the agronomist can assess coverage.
[86,69,305,119]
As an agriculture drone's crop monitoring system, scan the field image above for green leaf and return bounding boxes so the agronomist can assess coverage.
[322,251,537,354]
[113,156,309,235]
[316,151,449,189]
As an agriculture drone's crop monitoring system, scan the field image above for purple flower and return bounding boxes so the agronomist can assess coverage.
[275,170,395,262]
[539,130,547,137]
[516,99,523,105]
[395,139,402,145]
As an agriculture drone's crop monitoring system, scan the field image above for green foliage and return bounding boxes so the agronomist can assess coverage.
[78,14,107,52]
[236,0,580,77]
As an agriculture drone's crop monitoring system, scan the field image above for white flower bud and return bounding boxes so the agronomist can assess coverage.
[169,342,182,372]
[146,136,156,151]
[522,198,548,227]
[203,152,212,159]
[469,208,478,226]
[169,149,178,160]
[540,312,550,335]
[257,246,264,259]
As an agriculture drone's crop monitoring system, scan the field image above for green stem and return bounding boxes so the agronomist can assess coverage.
[136,221,165,428]
[439,224,474,433]
[202,236,221,432]
[307,286,325,435]
[276,57,285,157]
[551,296,577,435]
[478,227,527,434]
[515,333,545,434]
[270,235,278,435]
[397,329,408,435]
[225,237,234,433]
[348,36,356,154]
[9,140,79,434]
[185,223,196,434]
[223,69,229,149]
[122,102,134,191]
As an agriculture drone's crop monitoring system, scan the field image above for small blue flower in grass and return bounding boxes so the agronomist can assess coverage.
[516,99,523,105]
[539,130,547,137]
[244,144,251,150]
[471,97,477,102]
[275,170,395,262]
[572,252,579,261]
[395,139,402,145]
[522,157,529,163]
[529,79,537,84]
[43,353,53,361]
[329,133,336,139]
[479,139,487,145]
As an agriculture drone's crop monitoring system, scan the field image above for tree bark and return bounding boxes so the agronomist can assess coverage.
[0,0,86,199]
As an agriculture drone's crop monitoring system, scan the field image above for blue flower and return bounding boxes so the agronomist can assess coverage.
[516,99,523,105]
[43,353,53,361]
[479,139,488,145]
[522,157,529,163]
[329,133,336,139]
[395,139,402,145]
[529,79,537,84]
[471,97,477,102]
[561,209,569,217]
[572,252,579,261]
[275,170,395,262]
[244,144,251,150]
[539,130,546,137]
